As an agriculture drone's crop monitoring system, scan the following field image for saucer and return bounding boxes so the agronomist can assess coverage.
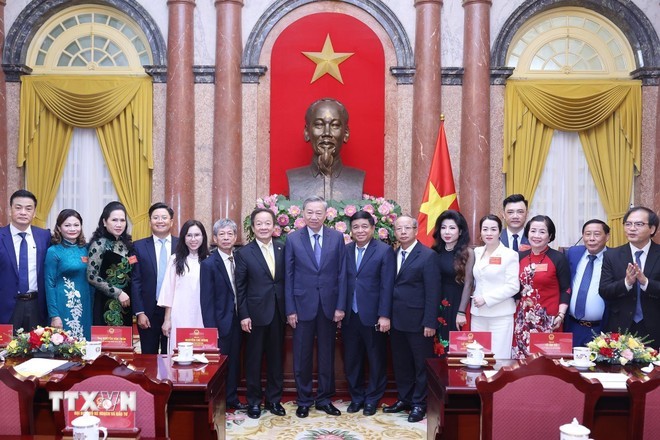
[460,358,488,368]
[172,356,194,366]
[568,360,595,370]
[653,360,660,367]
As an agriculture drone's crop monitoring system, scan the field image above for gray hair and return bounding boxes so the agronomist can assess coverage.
[302,196,328,210]
[212,218,237,235]
[395,214,418,229]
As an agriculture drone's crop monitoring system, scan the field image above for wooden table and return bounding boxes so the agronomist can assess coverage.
[426,358,643,440]
[2,354,227,440]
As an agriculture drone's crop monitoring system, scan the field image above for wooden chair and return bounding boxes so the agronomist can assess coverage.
[45,354,172,438]
[475,354,603,440]
[627,367,660,440]
[0,367,39,435]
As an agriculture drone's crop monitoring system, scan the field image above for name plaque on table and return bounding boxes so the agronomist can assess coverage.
[176,328,219,352]
[0,324,13,347]
[91,326,133,350]
[448,331,492,354]
[67,391,136,431]
[529,332,573,357]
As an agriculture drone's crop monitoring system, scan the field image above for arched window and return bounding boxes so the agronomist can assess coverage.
[24,5,151,237]
[505,8,637,247]
[27,5,152,74]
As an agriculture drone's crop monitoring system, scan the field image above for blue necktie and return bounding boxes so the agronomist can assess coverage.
[352,247,365,313]
[313,234,322,266]
[512,234,519,252]
[156,238,168,300]
[399,250,407,273]
[18,232,29,293]
[633,250,644,323]
[574,255,596,320]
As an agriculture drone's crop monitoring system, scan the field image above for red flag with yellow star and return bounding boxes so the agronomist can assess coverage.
[417,119,459,246]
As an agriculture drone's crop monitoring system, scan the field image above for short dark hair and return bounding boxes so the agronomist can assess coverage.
[10,189,37,207]
[350,210,375,226]
[524,215,556,242]
[479,214,503,232]
[582,219,610,234]
[250,208,276,227]
[502,194,528,210]
[148,202,174,218]
[624,206,659,237]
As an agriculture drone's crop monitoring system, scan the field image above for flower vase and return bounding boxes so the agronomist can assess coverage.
[32,351,55,359]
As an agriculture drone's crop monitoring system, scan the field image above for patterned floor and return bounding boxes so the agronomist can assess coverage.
[226,400,427,440]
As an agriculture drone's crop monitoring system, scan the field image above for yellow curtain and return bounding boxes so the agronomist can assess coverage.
[18,75,153,238]
[503,80,641,246]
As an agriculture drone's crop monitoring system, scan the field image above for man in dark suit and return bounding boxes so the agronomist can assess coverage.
[600,206,660,346]
[343,210,394,416]
[384,215,440,423]
[200,218,247,410]
[235,208,286,419]
[131,202,177,354]
[565,219,609,347]
[285,196,347,418]
[500,194,530,251]
[0,190,51,330]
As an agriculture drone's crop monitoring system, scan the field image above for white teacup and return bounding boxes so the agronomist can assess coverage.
[572,347,595,366]
[178,342,194,361]
[466,342,485,365]
[71,413,108,440]
[82,341,103,361]
[559,418,591,440]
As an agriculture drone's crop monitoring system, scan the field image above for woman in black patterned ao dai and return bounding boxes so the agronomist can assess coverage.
[87,201,135,326]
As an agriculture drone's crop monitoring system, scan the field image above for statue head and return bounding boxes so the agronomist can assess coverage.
[304,98,350,175]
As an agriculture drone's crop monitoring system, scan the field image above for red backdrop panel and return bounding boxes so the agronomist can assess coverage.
[270,13,385,197]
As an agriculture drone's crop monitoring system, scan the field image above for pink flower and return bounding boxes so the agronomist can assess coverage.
[363,204,375,214]
[273,226,282,237]
[288,205,301,216]
[277,214,290,226]
[388,213,397,223]
[270,206,278,215]
[294,217,306,229]
[334,221,347,233]
[51,333,64,345]
[378,202,392,215]
[283,226,291,232]
[326,207,338,221]
[621,348,634,360]
[378,228,389,239]
[343,234,352,244]
[34,327,45,336]
[344,205,357,217]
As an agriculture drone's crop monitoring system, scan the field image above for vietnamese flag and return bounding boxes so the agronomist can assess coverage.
[416,119,459,247]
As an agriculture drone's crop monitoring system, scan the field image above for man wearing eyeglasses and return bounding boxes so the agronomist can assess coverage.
[384,215,441,423]
[600,206,660,346]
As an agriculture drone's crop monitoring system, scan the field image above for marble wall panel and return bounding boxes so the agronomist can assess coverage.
[195,83,215,231]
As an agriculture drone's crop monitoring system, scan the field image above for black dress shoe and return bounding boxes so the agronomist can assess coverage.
[227,401,249,411]
[265,401,286,416]
[247,404,261,419]
[363,403,377,416]
[408,405,426,423]
[315,403,341,416]
[346,402,364,413]
[383,400,411,413]
[296,405,309,418]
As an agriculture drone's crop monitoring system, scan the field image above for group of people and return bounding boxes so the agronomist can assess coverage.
[1,189,659,424]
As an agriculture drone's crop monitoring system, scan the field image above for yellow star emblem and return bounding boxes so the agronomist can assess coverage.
[419,183,457,234]
[302,34,354,84]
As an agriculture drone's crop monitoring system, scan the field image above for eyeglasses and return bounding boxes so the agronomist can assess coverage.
[395,226,417,232]
[623,221,648,228]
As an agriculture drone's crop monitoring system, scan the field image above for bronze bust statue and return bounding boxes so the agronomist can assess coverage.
[287,98,365,201]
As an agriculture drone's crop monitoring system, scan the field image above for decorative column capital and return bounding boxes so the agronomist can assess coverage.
[462,0,492,6]
[167,0,196,6]
[215,0,244,5]
[414,0,443,7]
